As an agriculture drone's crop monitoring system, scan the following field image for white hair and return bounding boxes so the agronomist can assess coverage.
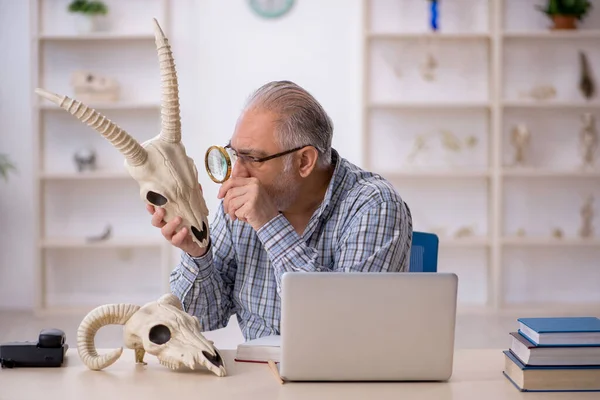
[244,80,333,169]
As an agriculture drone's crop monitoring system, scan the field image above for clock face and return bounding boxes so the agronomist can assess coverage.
[248,0,295,19]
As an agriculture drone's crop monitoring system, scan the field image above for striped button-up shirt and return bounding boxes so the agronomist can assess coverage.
[170,149,412,341]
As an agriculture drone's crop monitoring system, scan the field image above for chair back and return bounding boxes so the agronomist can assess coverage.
[408,231,439,272]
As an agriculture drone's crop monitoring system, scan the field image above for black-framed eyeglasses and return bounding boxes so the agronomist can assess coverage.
[224,144,311,164]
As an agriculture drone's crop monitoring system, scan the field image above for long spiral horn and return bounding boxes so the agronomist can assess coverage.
[34,88,148,167]
[152,18,181,143]
[77,303,141,371]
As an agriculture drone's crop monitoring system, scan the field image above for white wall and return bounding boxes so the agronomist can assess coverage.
[0,0,362,310]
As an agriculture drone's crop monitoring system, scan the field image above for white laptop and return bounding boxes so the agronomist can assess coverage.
[278,271,458,382]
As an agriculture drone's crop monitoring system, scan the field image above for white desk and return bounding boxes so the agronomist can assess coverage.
[0,348,597,400]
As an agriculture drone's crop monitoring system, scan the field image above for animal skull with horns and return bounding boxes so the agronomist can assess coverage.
[34,18,210,249]
[77,293,227,376]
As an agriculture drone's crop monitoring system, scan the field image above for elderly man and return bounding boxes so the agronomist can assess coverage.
[147,80,412,341]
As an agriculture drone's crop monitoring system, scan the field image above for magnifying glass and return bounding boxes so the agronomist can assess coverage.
[204,145,232,183]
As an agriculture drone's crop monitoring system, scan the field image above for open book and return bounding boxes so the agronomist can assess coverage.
[234,335,281,363]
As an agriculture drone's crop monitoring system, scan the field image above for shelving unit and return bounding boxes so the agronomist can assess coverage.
[30,0,173,314]
[363,0,600,314]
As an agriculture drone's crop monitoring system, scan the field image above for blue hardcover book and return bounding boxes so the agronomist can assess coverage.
[517,317,600,346]
[503,350,600,392]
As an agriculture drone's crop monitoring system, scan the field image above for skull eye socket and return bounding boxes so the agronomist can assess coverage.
[146,191,168,206]
[149,324,171,345]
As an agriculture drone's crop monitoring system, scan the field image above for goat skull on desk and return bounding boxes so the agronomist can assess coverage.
[34,18,210,249]
[77,293,227,376]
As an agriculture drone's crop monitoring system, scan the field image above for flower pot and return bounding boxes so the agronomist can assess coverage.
[551,14,577,30]
[73,14,108,34]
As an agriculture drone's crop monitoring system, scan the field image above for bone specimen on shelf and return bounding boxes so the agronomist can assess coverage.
[35,18,211,250]
[579,113,598,169]
[510,123,530,166]
[454,225,475,238]
[579,51,596,101]
[71,70,120,103]
[579,194,594,238]
[86,224,112,242]
[552,227,563,239]
[406,130,479,166]
[518,85,556,101]
[76,293,227,376]
[420,52,438,81]
[73,147,96,172]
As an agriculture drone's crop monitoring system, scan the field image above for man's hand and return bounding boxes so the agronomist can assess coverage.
[147,183,208,258]
[217,177,279,231]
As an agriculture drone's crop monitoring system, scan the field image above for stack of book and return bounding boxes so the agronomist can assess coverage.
[503,316,600,392]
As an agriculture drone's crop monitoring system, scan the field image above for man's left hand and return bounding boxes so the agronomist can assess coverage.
[217,177,279,231]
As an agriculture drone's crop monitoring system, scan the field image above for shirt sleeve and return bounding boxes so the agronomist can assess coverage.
[256,199,412,290]
[169,202,238,331]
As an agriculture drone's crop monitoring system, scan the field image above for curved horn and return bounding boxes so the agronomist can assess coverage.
[153,18,181,143]
[34,88,148,166]
[77,303,141,371]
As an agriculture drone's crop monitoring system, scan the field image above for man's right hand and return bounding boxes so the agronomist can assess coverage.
[147,205,208,258]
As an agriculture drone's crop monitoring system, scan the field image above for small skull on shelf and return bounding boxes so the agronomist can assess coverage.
[73,147,96,172]
[71,70,120,103]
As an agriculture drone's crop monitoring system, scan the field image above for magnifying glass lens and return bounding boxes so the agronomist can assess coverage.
[206,148,229,182]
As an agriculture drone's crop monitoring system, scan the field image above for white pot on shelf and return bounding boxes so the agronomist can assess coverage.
[72,14,108,34]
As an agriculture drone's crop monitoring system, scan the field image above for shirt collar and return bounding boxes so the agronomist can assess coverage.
[313,148,347,222]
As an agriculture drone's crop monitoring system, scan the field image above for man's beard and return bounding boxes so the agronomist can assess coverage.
[267,163,300,212]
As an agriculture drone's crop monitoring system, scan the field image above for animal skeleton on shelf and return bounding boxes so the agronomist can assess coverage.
[34,18,210,250]
[77,293,227,376]
[71,70,120,103]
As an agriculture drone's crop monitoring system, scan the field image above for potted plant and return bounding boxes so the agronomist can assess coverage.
[67,0,109,33]
[0,153,16,182]
[536,0,593,30]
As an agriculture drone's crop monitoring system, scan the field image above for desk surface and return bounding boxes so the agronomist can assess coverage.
[0,348,598,400]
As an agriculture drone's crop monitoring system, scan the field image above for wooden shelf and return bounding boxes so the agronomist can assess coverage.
[380,170,490,179]
[502,237,600,247]
[39,102,160,111]
[40,237,164,249]
[368,32,490,40]
[369,101,490,110]
[363,0,600,314]
[502,168,600,178]
[37,33,155,41]
[40,171,130,180]
[31,0,173,314]
[439,237,490,247]
[503,101,600,110]
[503,30,600,39]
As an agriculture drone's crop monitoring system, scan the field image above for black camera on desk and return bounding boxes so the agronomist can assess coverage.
[0,328,68,368]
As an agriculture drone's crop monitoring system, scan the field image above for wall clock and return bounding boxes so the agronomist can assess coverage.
[248,0,295,19]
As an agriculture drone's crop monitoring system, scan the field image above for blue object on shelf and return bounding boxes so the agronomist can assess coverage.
[430,0,439,31]
[409,231,439,272]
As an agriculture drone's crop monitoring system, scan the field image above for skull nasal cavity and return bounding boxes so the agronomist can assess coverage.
[191,221,208,243]
[146,191,167,206]
[149,324,171,345]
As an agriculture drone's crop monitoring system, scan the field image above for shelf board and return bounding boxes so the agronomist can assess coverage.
[502,237,600,247]
[502,168,600,178]
[37,33,155,41]
[40,171,130,180]
[503,30,600,39]
[39,102,160,111]
[503,101,600,110]
[40,237,163,249]
[368,32,490,40]
[369,101,490,110]
[439,237,490,247]
[379,169,490,179]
